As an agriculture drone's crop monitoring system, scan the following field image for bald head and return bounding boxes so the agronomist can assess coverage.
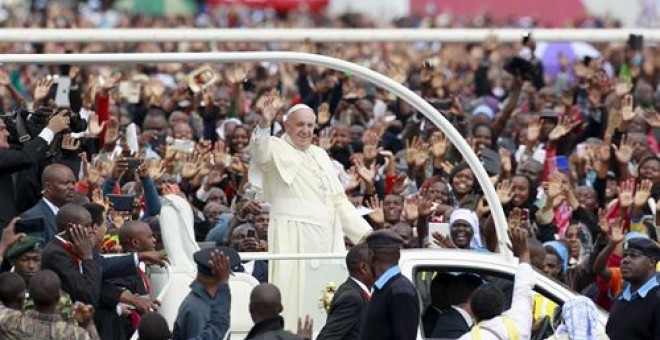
[249,283,283,323]
[56,204,92,233]
[119,220,155,252]
[29,270,61,307]
[119,220,150,243]
[41,163,71,185]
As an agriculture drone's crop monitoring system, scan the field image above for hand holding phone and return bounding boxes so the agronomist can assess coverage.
[107,194,135,212]
[15,218,45,234]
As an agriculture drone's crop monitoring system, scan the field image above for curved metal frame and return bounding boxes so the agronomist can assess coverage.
[0,52,512,259]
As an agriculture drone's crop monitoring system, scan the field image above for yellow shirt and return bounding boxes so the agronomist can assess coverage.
[533,293,558,322]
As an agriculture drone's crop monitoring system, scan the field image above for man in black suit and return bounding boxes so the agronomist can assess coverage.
[0,112,70,228]
[422,272,454,337]
[360,230,420,340]
[41,204,102,306]
[431,273,482,339]
[89,205,161,340]
[229,222,268,283]
[117,219,159,295]
[318,243,373,340]
[21,163,76,241]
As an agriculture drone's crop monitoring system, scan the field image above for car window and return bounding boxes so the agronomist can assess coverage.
[414,265,564,340]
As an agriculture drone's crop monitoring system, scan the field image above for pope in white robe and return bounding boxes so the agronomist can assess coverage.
[248,95,372,329]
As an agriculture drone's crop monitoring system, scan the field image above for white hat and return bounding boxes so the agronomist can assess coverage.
[283,104,315,122]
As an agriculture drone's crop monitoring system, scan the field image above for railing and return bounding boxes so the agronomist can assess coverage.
[0,51,512,259]
[1,28,657,43]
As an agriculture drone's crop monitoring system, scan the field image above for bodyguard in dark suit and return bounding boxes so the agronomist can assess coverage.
[318,244,374,340]
[41,204,102,306]
[21,163,77,241]
[360,230,420,340]
[0,114,70,228]
[422,272,454,337]
[431,273,481,339]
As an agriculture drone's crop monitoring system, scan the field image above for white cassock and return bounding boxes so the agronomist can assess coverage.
[249,127,372,329]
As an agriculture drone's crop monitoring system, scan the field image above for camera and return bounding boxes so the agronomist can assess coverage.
[503,56,535,81]
[2,107,87,145]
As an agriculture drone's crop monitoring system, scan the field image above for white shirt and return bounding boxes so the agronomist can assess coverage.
[457,263,535,340]
[452,305,474,327]
[243,260,255,275]
[43,197,59,215]
[350,277,371,298]
[38,128,55,145]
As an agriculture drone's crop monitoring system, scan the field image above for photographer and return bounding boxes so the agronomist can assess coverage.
[0,110,70,228]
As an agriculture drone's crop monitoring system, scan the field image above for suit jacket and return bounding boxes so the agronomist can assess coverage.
[21,198,58,241]
[422,306,442,337]
[431,307,471,339]
[360,273,420,340]
[0,137,49,228]
[41,239,102,307]
[96,253,138,280]
[95,254,142,340]
[317,278,369,340]
[251,260,268,283]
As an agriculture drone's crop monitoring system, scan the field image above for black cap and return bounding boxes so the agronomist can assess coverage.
[193,246,244,277]
[624,238,660,261]
[6,236,44,261]
[366,230,403,250]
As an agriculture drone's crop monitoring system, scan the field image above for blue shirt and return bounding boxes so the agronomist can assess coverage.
[620,275,659,301]
[374,265,401,290]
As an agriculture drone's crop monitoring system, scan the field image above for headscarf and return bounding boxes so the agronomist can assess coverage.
[449,209,483,249]
[216,118,242,141]
[555,296,599,340]
[543,240,569,275]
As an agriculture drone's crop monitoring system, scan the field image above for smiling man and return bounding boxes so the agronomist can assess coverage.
[248,91,372,329]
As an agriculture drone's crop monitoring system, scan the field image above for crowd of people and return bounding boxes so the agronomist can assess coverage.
[0,1,658,340]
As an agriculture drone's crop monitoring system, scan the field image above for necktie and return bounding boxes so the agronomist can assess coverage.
[138,266,151,294]
[362,289,371,301]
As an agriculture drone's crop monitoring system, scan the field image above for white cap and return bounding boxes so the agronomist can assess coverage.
[283,104,315,122]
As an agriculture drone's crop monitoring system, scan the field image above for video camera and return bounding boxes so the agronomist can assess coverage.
[2,107,87,145]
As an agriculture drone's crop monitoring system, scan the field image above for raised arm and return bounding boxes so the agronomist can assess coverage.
[504,228,535,340]
[249,90,283,168]
[192,251,231,340]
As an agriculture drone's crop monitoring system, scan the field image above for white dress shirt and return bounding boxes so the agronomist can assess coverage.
[350,277,371,298]
[452,305,474,327]
[43,197,59,215]
[457,263,535,340]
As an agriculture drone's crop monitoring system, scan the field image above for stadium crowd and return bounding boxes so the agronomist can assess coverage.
[0,1,658,339]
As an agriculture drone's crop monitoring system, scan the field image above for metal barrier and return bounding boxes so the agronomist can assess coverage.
[0,28,655,43]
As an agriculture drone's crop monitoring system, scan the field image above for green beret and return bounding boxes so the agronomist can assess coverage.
[6,236,44,261]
